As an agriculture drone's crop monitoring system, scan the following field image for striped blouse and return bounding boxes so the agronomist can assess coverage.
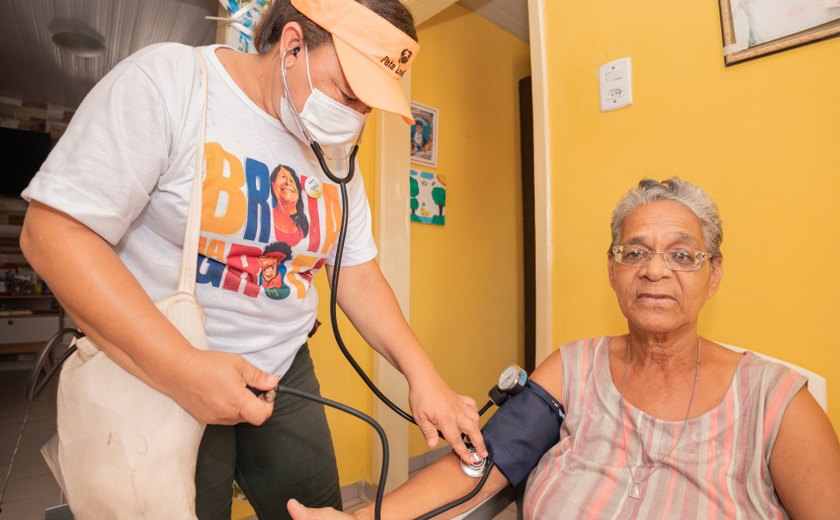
[523,336,806,519]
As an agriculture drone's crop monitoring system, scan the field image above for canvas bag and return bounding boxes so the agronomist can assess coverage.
[42,49,210,519]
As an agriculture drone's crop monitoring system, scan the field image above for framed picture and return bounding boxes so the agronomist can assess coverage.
[719,0,840,65]
[410,169,446,226]
[410,101,439,168]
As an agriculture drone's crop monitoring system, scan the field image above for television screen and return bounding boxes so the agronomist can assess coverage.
[0,127,52,198]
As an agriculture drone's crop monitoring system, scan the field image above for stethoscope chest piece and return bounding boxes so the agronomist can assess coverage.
[460,446,488,478]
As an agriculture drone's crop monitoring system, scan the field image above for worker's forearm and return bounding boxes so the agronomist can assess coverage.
[20,201,196,392]
[327,261,439,384]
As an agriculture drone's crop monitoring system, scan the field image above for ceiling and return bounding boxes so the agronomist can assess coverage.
[458,0,528,42]
[0,0,527,110]
[0,0,219,109]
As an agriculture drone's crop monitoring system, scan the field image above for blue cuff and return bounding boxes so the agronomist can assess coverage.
[482,380,565,486]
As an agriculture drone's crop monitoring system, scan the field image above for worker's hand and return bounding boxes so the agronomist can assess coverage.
[287,499,359,519]
[165,349,278,425]
[408,373,486,465]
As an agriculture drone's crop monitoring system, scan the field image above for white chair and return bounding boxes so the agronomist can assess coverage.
[460,343,828,519]
[719,342,827,411]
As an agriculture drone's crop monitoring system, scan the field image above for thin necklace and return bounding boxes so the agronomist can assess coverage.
[618,336,700,499]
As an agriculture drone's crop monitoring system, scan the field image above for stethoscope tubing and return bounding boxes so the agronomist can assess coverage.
[24,327,82,403]
[329,180,417,426]
[329,179,497,519]
[414,459,496,520]
[273,385,389,519]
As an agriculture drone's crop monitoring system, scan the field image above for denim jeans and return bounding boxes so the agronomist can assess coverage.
[195,344,343,519]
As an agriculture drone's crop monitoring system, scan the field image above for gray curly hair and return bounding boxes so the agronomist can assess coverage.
[610,177,723,260]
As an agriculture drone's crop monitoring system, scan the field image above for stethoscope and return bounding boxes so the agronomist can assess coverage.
[25,47,528,520]
[274,46,527,519]
[279,47,429,429]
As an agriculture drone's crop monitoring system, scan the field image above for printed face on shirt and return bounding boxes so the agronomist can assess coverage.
[259,254,283,282]
[272,166,299,208]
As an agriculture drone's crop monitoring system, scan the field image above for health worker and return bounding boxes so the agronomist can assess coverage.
[20,1,485,518]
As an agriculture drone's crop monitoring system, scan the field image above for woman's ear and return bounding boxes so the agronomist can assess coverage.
[278,21,304,63]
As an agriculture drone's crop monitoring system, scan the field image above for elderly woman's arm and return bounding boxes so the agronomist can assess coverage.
[288,350,566,520]
[769,388,840,518]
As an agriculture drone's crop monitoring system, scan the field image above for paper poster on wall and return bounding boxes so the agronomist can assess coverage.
[409,102,438,167]
[410,169,446,226]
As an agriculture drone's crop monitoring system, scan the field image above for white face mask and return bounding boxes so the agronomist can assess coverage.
[279,45,367,153]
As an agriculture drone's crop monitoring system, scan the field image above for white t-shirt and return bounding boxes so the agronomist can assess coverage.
[23,43,378,376]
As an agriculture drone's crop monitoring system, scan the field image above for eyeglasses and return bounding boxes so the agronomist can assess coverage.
[610,245,713,272]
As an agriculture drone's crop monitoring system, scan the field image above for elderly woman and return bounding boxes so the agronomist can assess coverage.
[289,177,840,519]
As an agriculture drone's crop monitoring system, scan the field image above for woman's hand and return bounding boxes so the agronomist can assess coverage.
[165,349,279,425]
[287,499,360,520]
[408,372,486,464]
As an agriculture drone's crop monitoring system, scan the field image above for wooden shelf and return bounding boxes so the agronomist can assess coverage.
[0,294,56,299]
[0,224,23,238]
[0,198,27,213]
[0,341,53,372]
[0,312,60,318]
[0,255,28,264]
[0,197,62,357]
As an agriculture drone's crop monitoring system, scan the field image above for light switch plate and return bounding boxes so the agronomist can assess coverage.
[599,57,632,111]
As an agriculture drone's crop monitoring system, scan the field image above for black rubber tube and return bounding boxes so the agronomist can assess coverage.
[329,179,417,426]
[414,459,497,520]
[328,179,497,520]
[24,328,82,402]
[274,385,389,520]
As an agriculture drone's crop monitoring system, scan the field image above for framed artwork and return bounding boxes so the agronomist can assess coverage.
[409,101,439,168]
[410,169,446,226]
[719,0,840,65]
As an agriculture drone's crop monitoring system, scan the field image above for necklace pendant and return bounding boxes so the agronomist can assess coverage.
[628,482,641,499]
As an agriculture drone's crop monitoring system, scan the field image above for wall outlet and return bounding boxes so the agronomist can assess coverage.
[599,58,632,111]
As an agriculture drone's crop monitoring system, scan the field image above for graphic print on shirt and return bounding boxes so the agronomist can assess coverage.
[269,164,308,248]
[196,142,338,300]
[258,241,292,300]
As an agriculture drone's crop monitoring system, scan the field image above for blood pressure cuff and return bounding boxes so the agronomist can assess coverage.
[482,379,565,487]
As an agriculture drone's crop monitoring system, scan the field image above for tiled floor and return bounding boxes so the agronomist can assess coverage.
[0,362,64,520]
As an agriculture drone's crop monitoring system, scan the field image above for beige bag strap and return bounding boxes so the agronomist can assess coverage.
[178,48,209,295]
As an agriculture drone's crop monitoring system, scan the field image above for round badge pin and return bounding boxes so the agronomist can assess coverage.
[304,177,323,198]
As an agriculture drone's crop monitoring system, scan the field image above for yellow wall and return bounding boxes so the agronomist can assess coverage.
[544,2,840,432]
[408,5,531,456]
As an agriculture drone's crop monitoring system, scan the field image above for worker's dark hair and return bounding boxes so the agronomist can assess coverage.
[254,0,417,54]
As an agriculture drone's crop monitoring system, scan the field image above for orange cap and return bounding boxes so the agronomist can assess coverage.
[291,0,419,124]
